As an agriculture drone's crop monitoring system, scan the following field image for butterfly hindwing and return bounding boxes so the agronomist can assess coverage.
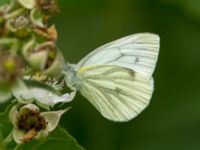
[74,65,153,122]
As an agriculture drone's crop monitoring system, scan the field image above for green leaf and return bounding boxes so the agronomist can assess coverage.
[20,126,85,150]
[0,104,14,123]
[0,104,14,150]
[0,0,10,6]
[0,104,13,139]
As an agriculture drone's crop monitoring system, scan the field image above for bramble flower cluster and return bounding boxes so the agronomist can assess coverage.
[0,0,74,146]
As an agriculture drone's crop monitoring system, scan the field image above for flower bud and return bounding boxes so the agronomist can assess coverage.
[44,50,65,76]
[33,25,58,42]
[6,12,31,37]
[30,8,45,27]
[23,40,65,76]
[0,52,24,103]
[36,0,59,15]
[17,0,36,9]
[0,51,24,89]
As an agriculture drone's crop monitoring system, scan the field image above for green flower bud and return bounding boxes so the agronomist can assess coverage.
[23,39,65,76]
[0,52,24,103]
[22,37,47,70]
[30,8,44,27]
[0,51,24,89]
[6,12,31,36]
[44,50,65,76]
[18,0,36,9]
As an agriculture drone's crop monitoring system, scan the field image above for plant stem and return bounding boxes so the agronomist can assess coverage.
[13,144,22,150]
[0,38,19,55]
[2,129,13,146]
[4,8,25,20]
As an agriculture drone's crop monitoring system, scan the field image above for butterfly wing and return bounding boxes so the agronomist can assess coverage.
[74,65,153,122]
[68,33,159,122]
[75,33,160,78]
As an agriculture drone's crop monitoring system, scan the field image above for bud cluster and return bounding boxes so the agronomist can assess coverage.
[0,0,75,145]
[0,0,67,102]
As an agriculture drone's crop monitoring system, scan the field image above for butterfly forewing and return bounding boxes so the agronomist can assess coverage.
[75,33,160,78]
[74,65,153,122]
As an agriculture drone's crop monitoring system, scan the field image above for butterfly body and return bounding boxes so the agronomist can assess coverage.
[64,63,78,89]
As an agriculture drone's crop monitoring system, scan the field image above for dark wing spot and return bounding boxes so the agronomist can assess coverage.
[115,87,121,94]
[135,57,140,63]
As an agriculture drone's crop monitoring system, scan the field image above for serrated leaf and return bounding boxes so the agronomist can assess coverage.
[21,126,85,150]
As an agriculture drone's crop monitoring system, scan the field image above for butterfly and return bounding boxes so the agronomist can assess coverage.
[64,33,160,122]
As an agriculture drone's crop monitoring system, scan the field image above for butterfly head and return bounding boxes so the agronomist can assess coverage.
[62,63,77,89]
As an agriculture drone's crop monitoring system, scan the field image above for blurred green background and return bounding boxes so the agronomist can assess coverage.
[53,0,200,150]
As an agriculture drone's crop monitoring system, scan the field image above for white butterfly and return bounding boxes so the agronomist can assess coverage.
[64,33,160,122]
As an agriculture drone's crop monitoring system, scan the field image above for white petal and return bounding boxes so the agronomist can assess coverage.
[12,80,76,106]
[34,130,49,140]
[50,90,76,104]
[13,129,25,144]
[23,88,76,106]
[9,105,20,127]
[12,80,33,104]
[0,91,12,103]
[41,108,69,132]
